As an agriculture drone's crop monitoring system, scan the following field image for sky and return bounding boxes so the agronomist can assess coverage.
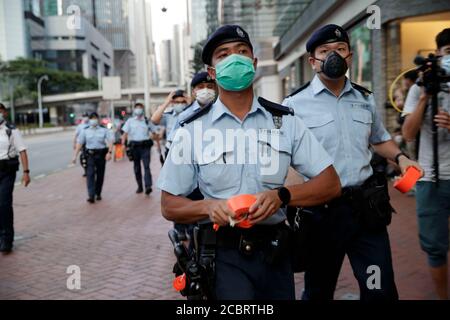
[150,0,188,44]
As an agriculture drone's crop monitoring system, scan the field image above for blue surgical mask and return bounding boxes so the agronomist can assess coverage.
[89,119,98,127]
[441,54,450,76]
[0,113,4,123]
[172,103,187,114]
[134,108,144,116]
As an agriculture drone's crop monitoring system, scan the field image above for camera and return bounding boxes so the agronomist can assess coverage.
[414,54,450,95]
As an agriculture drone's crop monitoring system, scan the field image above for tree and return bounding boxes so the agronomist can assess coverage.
[0,57,98,102]
[190,40,207,76]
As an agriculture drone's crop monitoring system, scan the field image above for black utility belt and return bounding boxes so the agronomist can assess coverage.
[86,148,108,156]
[0,157,20,172]
[129,140,153,148]
[326,173,395,230]
[216,222,290,263]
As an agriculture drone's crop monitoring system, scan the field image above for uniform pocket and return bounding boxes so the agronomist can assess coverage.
[351,109,373,145]
[302,113,335,151]
[198,145,241,194]
[257,136,291,187]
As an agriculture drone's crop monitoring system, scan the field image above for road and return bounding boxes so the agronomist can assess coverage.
[16,129,78,183]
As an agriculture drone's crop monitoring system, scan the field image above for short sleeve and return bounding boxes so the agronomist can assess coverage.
[157,128,198,196]
[122,119,130,133]
[368,95,391,145]
[402,84,421,116]
[290,116,333,179]
[12,129,26,152]
[77,129,86,145]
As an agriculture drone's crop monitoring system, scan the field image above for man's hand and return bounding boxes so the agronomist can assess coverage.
[208,199,235,227]
[22,172,30,187]
[105,153,112,161]
[434,109,450,131]
[164,91,176,105]
[248,190,282,225]
[398,155,424,177]
[71,156,77,164]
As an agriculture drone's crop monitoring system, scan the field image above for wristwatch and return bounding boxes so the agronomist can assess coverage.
[394,152,408,165]
[277,187,291,208]
[23,170,30,174]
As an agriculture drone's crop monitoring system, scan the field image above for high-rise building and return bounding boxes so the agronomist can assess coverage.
[52,0,136,88]
[159,39,172,86]
[128,0,156,88]
[34,15,113,79]
[0,0,48,61]
[190,0,219,46]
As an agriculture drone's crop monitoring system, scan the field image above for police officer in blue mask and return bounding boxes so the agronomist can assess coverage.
[72,112,113,203]
[158,25,342,300]
[74,112,90,177]
[121,103,157,195]
[151,90,190,158]
[283,24,424,301]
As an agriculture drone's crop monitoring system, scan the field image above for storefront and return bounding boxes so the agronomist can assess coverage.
[274,0,450,131]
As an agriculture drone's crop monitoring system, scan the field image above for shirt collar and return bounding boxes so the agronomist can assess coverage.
[211,95,268,124]
[311,75,354,97]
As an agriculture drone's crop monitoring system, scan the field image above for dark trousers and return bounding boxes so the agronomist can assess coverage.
[215,247,295,300]
[86,153,106,199]
[0,170,16,244]
[132,145,152,189]
[302,201,399,301]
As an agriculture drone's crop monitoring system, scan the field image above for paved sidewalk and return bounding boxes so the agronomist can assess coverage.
[0,150,443,299]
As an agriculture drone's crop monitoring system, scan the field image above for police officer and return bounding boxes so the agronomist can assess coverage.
[151,89,190,157]
[74,112,89,177]
[282,24,424,300]
[0,103,30,253]
[121,103,157,195]
[167,72,217,145]
[72,112,113,203]
[158,25,342,300]
[166,73,217,241]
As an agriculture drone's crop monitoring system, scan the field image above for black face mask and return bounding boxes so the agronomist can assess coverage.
[316,51,350,79]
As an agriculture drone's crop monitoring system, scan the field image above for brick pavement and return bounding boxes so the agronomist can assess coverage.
[0,150,444,299]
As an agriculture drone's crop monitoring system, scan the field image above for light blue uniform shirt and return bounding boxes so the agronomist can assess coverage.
[159,109,185,139]
[77,125,113,149]
[282,75,391,187]
[157,96,333,225]
[75,122,89,137]
[167,100,202,143]
[122,116,157,142]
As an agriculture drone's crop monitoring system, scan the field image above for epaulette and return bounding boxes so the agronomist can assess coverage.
[5,123,15,138]
[286,81,311,98]
[258,97,294,129]
[258,97,294,117]
[179,102,213,127]
[5,123,16,130]
[351,82,372,98]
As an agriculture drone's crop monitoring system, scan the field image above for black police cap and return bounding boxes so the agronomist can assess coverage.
[89,112,99,119]
[306,24,350,53]
[172,89,185,99]
[202,25,253,65]
[191,71,214,88]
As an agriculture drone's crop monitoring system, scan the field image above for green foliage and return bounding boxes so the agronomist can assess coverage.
[0,57,98,101]
[190,40,206,76]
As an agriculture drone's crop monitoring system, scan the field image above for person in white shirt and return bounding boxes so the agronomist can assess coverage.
[0,103,30,253]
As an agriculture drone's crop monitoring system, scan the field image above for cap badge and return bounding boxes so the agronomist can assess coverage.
[236,27,245,38]
[335,28,342,38]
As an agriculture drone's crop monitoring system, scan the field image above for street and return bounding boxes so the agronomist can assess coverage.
[0,144,440,300]
[16,129,76,183]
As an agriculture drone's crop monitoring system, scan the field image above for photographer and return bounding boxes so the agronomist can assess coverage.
[402,28,450,300]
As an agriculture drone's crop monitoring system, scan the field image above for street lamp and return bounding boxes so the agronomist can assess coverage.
[37,75,49,129]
